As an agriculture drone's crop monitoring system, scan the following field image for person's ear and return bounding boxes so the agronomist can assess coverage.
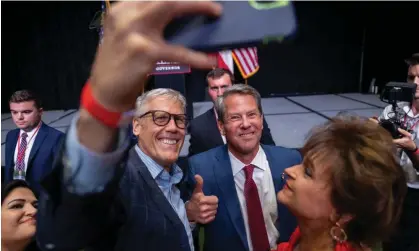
[133,118,142,136]
[261,114,264,130]
[217,119,225,135]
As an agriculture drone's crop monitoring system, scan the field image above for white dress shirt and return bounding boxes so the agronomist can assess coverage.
[13,123,41,173]
[228,146,279,251]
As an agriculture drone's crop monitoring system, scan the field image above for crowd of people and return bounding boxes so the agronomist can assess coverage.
[2,2,419,251]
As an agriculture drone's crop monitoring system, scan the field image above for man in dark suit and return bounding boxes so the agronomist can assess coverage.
[35,2,221,250]
[188,68,275,157]
[4,90,63,195]
[186,84,301,251]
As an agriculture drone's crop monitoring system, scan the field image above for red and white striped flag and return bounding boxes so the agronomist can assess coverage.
[232,47,259,79]
[211,47,259,79]
[209,50,235,74]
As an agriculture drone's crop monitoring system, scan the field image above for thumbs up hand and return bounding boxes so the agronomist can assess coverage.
[186,175,218,224]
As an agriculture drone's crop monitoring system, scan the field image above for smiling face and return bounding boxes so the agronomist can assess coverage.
[133,96,185,169]
[1,187,38,244]
[277,157,335,222]
[218,94,263,159]
[277,117,408,246]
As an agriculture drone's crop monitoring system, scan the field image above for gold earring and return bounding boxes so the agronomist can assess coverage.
[330,222,347,243]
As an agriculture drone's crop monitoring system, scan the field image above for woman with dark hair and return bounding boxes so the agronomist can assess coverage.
[1,180,39,251]
[276,116,407,251]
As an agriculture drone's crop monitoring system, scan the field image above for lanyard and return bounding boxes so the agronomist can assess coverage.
[16,122,42,160]
[403,114,419,131]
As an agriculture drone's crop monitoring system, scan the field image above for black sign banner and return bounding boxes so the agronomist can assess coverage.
[150,61,191,75]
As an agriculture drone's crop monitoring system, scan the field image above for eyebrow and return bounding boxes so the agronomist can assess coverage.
[210,85,229,88]
[10,109,33,113]
[303,155,317,170]
[7,199,25,205]
[7,198,38,206]
[229,109,257,116]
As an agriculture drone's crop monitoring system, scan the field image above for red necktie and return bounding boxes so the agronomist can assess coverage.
[16,133,28,172]
[244,164,270,251]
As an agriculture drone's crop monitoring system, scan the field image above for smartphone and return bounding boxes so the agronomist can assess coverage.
[164,1,297,52]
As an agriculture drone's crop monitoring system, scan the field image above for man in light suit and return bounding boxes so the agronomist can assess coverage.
[36,2,221,251]
[186,84,301,251]
[4,90,63,195]
[188,68,275,157]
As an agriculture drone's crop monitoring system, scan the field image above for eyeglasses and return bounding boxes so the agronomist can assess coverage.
[139,110,188,129]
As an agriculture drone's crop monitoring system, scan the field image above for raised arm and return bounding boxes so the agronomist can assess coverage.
[36,1,221,250]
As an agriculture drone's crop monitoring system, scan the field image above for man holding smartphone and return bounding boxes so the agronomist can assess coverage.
[35,2,222,251]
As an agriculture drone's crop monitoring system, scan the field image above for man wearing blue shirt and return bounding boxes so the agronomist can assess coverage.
[35,2,221,251]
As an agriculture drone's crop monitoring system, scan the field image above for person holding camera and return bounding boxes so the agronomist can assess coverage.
[378,53,419,251]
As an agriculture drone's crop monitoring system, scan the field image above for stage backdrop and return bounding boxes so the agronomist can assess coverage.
[2,1,100,112]
[2,1,418,112]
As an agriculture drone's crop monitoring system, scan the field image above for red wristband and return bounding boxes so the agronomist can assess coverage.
[80,81,122,128]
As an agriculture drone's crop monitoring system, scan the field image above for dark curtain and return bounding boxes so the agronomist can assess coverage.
[361,1,419,92]
[184,2,419,100]
[2,1,100,112]
[248,1,365,97]
[2,1,418,112]
[184,2,365,100]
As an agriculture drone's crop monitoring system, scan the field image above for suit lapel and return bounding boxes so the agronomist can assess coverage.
[28,123,48,166]
[214,146,249,250]
[206,109,224,147]
[6,129,20,180]
[262,145,284,193]
[129,149,184,228]
[262,145,299,242]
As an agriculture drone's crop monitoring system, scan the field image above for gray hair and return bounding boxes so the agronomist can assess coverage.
[135,88,186,116]
[214,84,263,122]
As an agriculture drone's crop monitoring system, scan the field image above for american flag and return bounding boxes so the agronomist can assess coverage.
[211,50,235,74]
[232,47,259,79]
[212,47,259,79]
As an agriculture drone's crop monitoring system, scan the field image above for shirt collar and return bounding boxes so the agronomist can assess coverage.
[19,121,42,137]
[402,103,419,118]
[134,144,183,183]
[228,145,266,176]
